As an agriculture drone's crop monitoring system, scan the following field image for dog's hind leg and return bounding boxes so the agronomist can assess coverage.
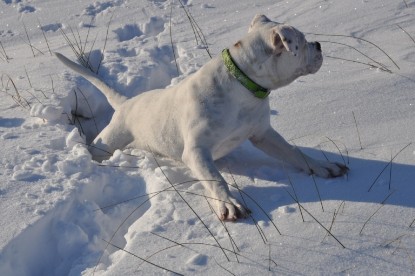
[89,123,133,162]
[182,146,249,221]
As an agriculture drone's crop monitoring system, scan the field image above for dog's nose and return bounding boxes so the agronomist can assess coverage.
[315,42,321,51]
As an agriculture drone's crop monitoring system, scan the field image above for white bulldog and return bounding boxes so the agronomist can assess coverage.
[56,15,348,221]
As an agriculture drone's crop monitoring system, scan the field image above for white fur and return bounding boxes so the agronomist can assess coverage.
[56,15,347,221]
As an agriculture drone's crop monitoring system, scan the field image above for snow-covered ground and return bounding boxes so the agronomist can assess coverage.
[0,0,414,275]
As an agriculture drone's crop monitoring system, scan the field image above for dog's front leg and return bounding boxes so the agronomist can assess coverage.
[182,146,249,221]
[250,128,348,178]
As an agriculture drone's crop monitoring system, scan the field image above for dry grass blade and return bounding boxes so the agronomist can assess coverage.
[214,258,236,276]
[227,169,268,243]
[71,89,86,136]
[76,87,99,135]
[410,218,415,228]
[149,232,262,265]
[2,74,31,109]
[24,66,33,88]
[359,190,396,235]
[178,0,212,58]
[322,201,345,243]
[283,166,305,222]
[403,1,409,8]
[37,18,52,56]
[326,55,392,73]
[352,111,363,150]
[325,136,347,166]
[383,234,406,248]
[60,27,95,72]
[308,32,399,70]
[22,21,36,58]
[97,13,113,74]
[102,239,184,275]
[227,182,282,235]
[297,148,324,212]
[367,143,412,192]
[388,152,393,190]
[0,40,9,62]
[205,197,240,262]
[93,184,170,274]
[284,188,346,248]
[148,150,230,261]
[49,75,55,94]
[93,179,218,212]
[169,2,180,75]
[397,25,415,45]
[320,40,388,70]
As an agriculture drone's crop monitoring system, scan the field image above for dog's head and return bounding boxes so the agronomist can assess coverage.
[234,15,323,90]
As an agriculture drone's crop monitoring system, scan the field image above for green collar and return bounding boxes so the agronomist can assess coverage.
[222,48,270,99]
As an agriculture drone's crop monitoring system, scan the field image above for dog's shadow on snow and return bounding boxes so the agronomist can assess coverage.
[216,142,415,216]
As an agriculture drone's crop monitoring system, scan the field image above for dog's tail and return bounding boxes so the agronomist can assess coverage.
[55,52,127,109]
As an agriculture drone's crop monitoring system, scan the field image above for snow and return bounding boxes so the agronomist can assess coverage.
[0,0,414,275]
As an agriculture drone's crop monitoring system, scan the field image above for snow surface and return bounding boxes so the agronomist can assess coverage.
[0,0,415,275]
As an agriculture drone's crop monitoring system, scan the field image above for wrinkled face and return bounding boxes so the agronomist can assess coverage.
[242,15,323,90]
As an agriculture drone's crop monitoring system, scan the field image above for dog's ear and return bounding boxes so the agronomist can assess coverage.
[271,27,299,56]
[249,14,270,32]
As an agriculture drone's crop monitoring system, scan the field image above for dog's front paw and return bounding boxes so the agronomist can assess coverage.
[308,160,349,178]
[215,195,250,221]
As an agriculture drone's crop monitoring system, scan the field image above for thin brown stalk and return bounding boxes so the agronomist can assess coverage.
[49,75,55,94]
[227,169,268,243]
[397,24,415,45]
[4,75,31,109]
[352,111,363,150]
[149,232,262,265]
[97,13,114,74]
[297,147,324,212]
[76,87,99,135]
[37,18,52,55]
[60,27,94,72]
[178,0,212,58]
[22,21,35,58]
[102,239,184,275]
[24,66,33,88]
[93,181,172,274]
[214,258,236,276]
[322,201,344,243]
[0,40,9,62]
[284,188,346,248]
[359,190,396,235]
[403,1,409,8]
[266,244,278,271]
[383,234,406,248]
[325,136,347,166]
[320,40,388,70]
[93,179,219,212]
[227,182,282,235]
[149,150,230,261]
[169,2,180,75]
[283,165,305,222]
[368,143,412,192]
[308,32,400,70]
[326,55,392,73]
[205,197,240,262]
[388,152,393,190]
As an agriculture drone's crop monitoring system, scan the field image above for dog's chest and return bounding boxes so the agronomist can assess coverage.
[211,100,269,160]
